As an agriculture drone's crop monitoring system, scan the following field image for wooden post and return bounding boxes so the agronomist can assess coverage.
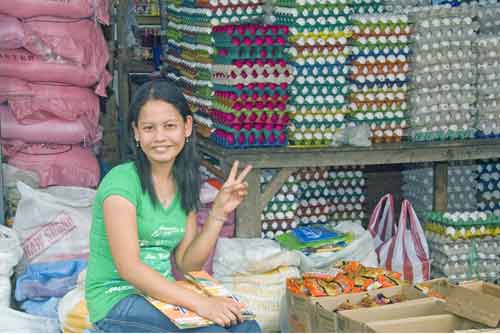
[0,149,4,225]
[433,161,448,212]
[235,168,261,238]
[117,0,131,162]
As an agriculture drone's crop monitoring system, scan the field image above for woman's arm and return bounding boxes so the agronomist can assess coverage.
[175,161,252,274]
[103,195,242,327]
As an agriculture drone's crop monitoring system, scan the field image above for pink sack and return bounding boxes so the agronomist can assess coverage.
[371,196,431,283]
[0,15,24,49]
[2,143,100,188]
[21,17,105,67]
[0,0,110,25]
[0,24,111,96]
[0,105,101,145]
[0,77,99,128]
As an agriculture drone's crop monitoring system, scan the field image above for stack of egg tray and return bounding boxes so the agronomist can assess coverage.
[402,162,478,218]
[348,13,411,143]
[383,0,431,13]
[272,0,352,146]
[477,160,500,216]
[477,2,500,35]
[351,0,384,14]
[210,24,293,148]
[328,166,367,224]
[408,4,479,141]
[425,211,500,282]
[475,36,500,139]
[260,169,300,239]
[164,0,265,113]
[295,167,333,225]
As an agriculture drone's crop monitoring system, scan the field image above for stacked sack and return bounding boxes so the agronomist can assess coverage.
[164,0,266,134]
[0,0,110,323]
[408,4,478,141]
[329,166,367,224]
[475,36,500,138]
[260,169,300,239]
[402,162,478,218]
[348,13,411,143]
[0,1,112,188]
[272,0,352,146]
[210,24,292,147]
[477,159,500,216]
[425,211,500,282]
[295,167,332,226]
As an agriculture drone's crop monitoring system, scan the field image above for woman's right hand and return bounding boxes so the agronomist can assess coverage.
[194,296,243,327]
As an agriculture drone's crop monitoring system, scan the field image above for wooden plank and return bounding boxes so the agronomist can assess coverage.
[197,138,500,168]
[260,168,298,212]
[433,162,449,212]
[117,0,130,162]
[0,149,4,225]
[235,168,261,238]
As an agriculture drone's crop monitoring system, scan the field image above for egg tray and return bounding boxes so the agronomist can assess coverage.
[411,128,476,142]
[425,211,500,227]
[213,92,289,106]
[349,116,409,129]
[212,24,288,41]
[478,179,500,192]
[351,40,410,50]
[350,76,409,87]
[293,62,350,76]
[288,137,335,147]
[331,203,366,213]
[351,62,410,76]
[262,211,297,222]
[167,4,264,26]
[478,202,500,213]
[214,48,289,64]
[210,110,290,128]
[412,49,476,67]
[289,104,350,115]
[296,203,331,216]
[261,218,297,232]
[330,210,367,221]
[410,115,474,128]
[291,84,350,97]
[350,46,411,58]
[263,201,299,214]
[273,0,350,6]
[291,114,347,126]
[211,128,288,148]
[291,56,350,67]
[475,131,500,140]
[350,83,409,94]
[330,193,367,204]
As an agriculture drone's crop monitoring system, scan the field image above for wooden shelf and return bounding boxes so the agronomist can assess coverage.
[136,15,160,25]
[197,137,500,237]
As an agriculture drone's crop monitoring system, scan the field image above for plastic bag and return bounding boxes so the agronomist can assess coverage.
[213,238,301,276]
[299,221,376,272]
[377,199,431,283]
[58,285,92,333]
[0,277,11,307]
[0,307,60,333]
[0,225,23,276]
[13,181,95,264]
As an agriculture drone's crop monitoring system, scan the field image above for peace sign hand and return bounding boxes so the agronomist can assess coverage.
[211,161,252,220]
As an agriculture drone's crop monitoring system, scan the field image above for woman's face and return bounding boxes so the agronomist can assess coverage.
[133,99,192,167]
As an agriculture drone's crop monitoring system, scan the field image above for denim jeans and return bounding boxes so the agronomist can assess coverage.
[93,294,261,333]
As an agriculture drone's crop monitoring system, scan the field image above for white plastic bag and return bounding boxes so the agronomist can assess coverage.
[299,221,376,272]
[13,181,95,264]
[0,225,23,276]
[58,285,92,333]
[0,307,60,332]
[217,266,300,333]
[213,238,301,276]
[0,277,11,307]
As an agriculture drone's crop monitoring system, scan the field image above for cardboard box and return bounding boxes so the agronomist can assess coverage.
[445,281,500,328]
[314,285,424,333]
[337,298,487,333]
[286,290,321,333]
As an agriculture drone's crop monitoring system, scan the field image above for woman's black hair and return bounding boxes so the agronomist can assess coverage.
[128,79,201,213]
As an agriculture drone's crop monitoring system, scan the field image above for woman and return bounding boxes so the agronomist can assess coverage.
[85,80,259,333]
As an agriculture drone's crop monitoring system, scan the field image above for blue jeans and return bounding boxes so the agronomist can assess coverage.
[94,294,261,333]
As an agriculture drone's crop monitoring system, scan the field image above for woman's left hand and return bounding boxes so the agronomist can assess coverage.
[211,160,252,219]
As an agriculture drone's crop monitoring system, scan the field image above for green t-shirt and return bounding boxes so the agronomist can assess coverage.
[85,162,187,323]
